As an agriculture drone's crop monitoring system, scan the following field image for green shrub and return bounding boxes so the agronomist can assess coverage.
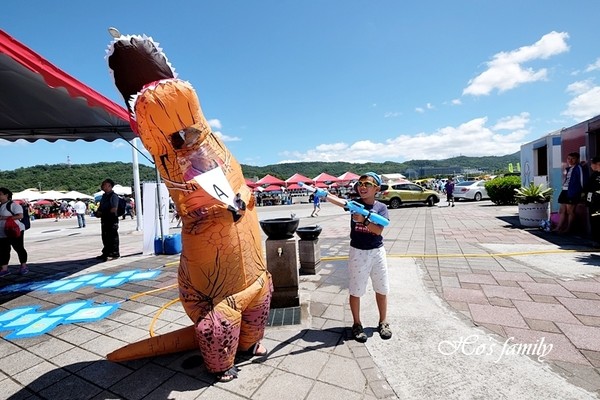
[485,176,521,205]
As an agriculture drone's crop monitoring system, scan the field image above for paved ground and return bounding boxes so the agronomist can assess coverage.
[1,199,600,399]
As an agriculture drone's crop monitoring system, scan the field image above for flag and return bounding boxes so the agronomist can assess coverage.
[508,163,514,173]
[516,162,521,172]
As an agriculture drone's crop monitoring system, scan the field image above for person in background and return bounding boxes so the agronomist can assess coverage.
[555,152,587,234]
[0,188,28,276]
[123,197,135,220]
[584,156,600,246]
[347,172,392,343]
[73,198,87,228]
[445,177,455,207]
[95,179,120,261]
[310,191,321,217]
[88,201,98,217]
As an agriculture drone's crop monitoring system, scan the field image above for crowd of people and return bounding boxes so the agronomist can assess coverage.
[21,195,135,223]
[0,181,137,276]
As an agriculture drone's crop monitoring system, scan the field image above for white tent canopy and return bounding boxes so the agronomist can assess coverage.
[93,184,132,199]
[12,188,41,201]
[381,173,407,183]
[61,190,93,200]
[31,190,66,201]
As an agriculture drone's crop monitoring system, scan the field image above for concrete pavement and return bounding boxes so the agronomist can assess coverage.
[0,200,599,399]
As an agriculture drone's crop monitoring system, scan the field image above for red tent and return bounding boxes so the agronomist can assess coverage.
[0,30,135,142]
[336,171,360,187]
[286,183,305,190]
[285,173,313,185]
[245,178,259,188]
[313,172,340,184]
[337,171,360,181]
[255,174,285,186]
[262,184,284,192]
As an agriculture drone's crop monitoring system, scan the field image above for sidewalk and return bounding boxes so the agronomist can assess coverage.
[0,202,599,399]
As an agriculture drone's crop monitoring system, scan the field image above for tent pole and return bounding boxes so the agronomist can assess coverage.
[131,137,143,231]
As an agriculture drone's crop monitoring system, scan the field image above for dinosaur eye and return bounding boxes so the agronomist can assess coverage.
[171,130,185,149]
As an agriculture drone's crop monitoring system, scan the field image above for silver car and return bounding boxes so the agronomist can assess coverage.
[452,180,489,201]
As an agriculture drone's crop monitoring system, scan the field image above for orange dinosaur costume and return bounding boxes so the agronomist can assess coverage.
[105,34,272,381]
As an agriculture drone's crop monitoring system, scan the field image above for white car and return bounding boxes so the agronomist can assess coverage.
[452,180,489,201]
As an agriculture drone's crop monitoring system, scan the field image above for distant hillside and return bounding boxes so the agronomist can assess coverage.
[0,162,157,195]
[241,153,520,181]
[0,153,519,193]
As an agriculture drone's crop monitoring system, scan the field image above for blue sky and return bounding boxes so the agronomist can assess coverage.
[2,1,600,171]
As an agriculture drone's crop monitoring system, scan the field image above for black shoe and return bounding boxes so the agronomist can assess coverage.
[352,323,367,343]
[377,321,392,340]
[95,255,108,262]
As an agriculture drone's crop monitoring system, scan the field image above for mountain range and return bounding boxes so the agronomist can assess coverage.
[0,152,520,195]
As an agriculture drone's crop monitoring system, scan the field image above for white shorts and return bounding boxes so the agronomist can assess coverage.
[348,246,389,297]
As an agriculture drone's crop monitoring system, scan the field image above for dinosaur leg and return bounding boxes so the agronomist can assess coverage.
[194,304,241,374]
[238,276,273,352]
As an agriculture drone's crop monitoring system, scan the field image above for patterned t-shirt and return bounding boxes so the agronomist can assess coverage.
[349,199,389,250]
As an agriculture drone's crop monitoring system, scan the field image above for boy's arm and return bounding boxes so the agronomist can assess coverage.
[352,213,385,235]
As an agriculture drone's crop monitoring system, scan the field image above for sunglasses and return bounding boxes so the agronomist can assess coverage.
[357,181,377,188]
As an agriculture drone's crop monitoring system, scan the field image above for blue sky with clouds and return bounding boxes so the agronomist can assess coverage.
[2,1,600,171]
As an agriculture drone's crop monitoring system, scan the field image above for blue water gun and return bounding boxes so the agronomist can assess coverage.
[298,182,390,227]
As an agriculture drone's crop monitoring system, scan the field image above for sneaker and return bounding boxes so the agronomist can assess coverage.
[18,265,29,275]
[377,321,392,340]
[0,269,10,277]
[352,323,367,343]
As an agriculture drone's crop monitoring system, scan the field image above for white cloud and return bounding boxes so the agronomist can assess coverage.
[563,80,600,121]
[384,111,401,118]
[566,79,594,96]
[112,141,126,148]
[214,131,241,142]
[278,114,530,163]
[585,58,600,72]
[208,119,222,130]
[451,98,462,105]
[207,119,241,141]
[415,103,435,114]
[492,112,530,130]
[463,31,570,96]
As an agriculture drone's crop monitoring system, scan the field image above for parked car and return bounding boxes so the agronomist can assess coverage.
[376,182,440,208]
[453,180,489,201]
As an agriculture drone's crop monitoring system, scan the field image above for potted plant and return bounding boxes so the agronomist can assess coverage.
[514,183,553,227]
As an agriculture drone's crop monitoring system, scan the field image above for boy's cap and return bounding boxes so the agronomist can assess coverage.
[362,172,382,186]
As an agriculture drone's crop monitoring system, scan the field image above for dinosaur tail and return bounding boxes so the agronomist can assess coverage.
[107,325,197,362]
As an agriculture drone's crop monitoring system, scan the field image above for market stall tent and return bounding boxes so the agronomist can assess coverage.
[255,174,285,186]
[0,29,143,228]
[0,30,135,142]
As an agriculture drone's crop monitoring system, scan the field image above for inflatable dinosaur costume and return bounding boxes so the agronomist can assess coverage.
[105,33,272,381]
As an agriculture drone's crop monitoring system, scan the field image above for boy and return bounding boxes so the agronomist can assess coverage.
[310,192,321,217]
[348,172,392,342]
[445,177,455,207]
